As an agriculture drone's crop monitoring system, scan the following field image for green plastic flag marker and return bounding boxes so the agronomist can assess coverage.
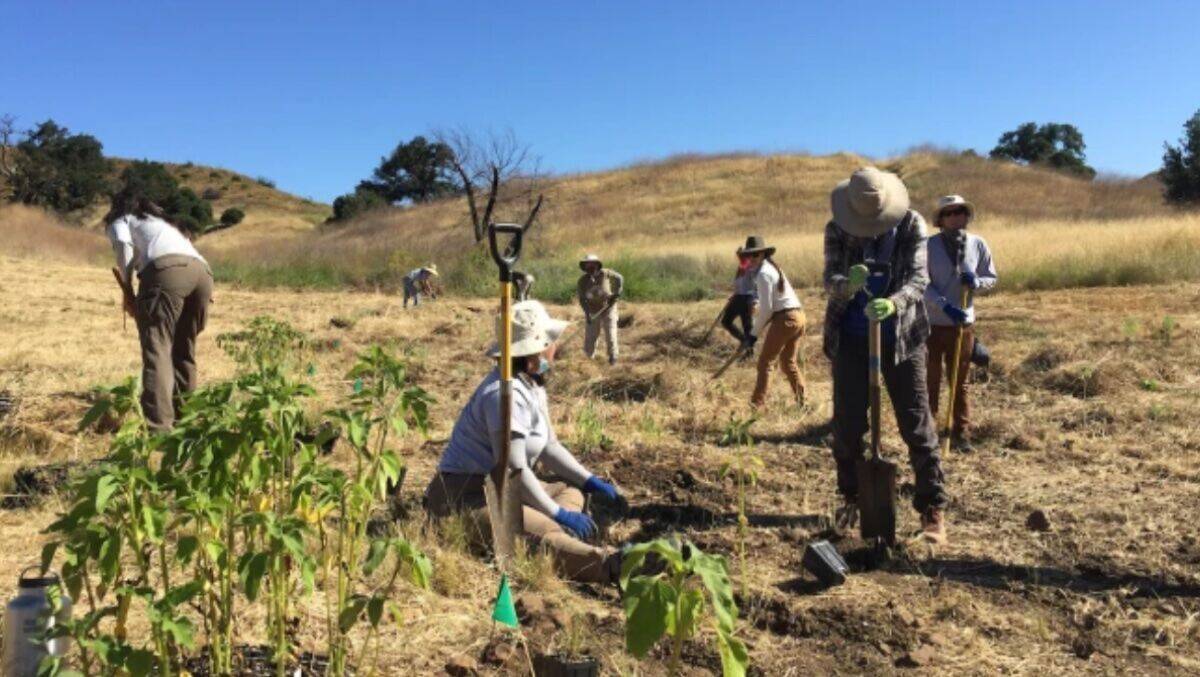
[491,574,518,628]
[353,378,364,394]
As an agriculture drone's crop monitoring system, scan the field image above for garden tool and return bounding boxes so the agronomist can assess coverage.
[699,301,728,343]
[856,316,897,545]
[484,222,525,568]
[941,240,973,456]
[111,267,135,331]
[710,344,752,381]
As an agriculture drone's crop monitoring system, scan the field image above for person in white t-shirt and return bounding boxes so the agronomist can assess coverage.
[424,300,627,584]
[105,193,213,430]
[740,236,806,409]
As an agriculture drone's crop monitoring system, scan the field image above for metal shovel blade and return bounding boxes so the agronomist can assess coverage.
[856,455,897,545]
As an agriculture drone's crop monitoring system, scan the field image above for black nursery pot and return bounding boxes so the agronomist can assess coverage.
[533,654,600,677]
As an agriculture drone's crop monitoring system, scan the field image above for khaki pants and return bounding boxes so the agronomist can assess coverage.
[583,306,618,361]
[135,255,213,430]
[424,472,619,584]
[927,324,975,437]
[752,309,806,408]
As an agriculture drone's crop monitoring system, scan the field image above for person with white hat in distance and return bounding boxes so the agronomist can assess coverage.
[576,254,624,365]
[925,195,998,454]
[423,300,626,583]
[823,167,949,544]
[402,263,439,308]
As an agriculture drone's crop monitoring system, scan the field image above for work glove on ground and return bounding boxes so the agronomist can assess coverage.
[960,270,979,290]
[554,508,597,540]
[866,298,897,321]
[942,303,969,325]
[848,264,869,293]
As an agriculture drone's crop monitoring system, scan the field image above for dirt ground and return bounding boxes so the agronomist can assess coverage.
[2,255,1198,675]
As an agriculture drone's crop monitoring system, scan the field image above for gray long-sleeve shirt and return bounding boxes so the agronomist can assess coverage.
[924,231,998,326]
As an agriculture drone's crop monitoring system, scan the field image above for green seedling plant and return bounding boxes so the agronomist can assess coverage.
[621,538,749,677]
[573,402,613,452]
[41,319,433,677]
[315,346,433,675]
[718,416,761,599]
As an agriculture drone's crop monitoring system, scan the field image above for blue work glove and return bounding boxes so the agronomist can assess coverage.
[942,303,969,325]
[554,508,597,540]
[583,475,621,503]
[960,271,979,290]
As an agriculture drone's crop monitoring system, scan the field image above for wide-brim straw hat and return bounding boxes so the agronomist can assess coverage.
[425,263,439,276]
[933,194,975,227]
[830,167,911,238]
[486,300,570,358]
[579,254,603,271]
[736,235,775,257]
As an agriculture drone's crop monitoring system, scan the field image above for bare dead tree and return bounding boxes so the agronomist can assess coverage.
[0,114,17,192]
[434,127,546,242]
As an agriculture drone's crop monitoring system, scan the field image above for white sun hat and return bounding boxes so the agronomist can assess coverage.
[486,300,570,358]
[933,195,976,227]
[578,254,603,271]
[830,167,911,238]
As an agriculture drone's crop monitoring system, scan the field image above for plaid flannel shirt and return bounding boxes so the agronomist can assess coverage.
[822,210,931,364]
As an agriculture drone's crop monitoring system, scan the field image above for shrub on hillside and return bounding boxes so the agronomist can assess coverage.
[330,188,387,222]
[990,122,1096,179]
[1161,109,1200,206]
[7,119,112,212]
[220,207,245,227]
[115,161,214,235]
[202,186,223,200]
[255,175,276,188]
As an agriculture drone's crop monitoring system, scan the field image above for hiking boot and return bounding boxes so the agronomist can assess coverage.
[951,434,975,454]
[920,508,947,545]
[608,355,617,366]
[835,498,859,530]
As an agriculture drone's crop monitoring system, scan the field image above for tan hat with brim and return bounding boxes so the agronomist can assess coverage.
[830,167,911,238]
[486,300,570,358]
[579,254,603,271]
[933,195,975,227]
[425,263,439,276]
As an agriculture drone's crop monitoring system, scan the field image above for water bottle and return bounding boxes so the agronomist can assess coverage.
[2,568,72,677]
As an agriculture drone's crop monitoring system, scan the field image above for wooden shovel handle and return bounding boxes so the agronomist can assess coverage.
[869,318,882,459]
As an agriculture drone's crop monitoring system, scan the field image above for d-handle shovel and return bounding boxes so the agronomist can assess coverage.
[941,284,972,456]
[484,223,525,569]
[856,317,897,546]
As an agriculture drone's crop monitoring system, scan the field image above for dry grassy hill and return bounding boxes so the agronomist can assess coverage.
[208,150,1196,299]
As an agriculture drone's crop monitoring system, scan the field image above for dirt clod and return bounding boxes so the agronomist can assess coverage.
[445,655,479,676]
[1026,509,1051,532]
[895,644,936,668]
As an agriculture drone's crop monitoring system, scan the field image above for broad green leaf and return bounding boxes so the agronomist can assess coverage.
[77,398,112,432]
[623,577,674,658]
[716,628,750,677]
[239,552,269,602]
[348,413,368,449]
[620,539,684,590]
[692,551,737,634]
[395,540,432,589]
[95,475,119,512]
[40,542,59,574]
[672,587,704,641]
[363,539,388,576]
[367,595,386,628]
[125,649,156,677]
[176,536,199,565]
[162,581,203,609]
[338,595,369,633]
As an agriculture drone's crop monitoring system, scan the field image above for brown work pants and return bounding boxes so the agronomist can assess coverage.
[751,309,806,408]
[136,255,213,431]
[926,324,975,438]
[423,472,619,584]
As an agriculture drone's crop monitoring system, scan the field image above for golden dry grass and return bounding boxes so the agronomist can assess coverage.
[2,255,1199,675]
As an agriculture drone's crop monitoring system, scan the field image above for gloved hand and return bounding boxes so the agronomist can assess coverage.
[942,303,969,325]
[554,508,597,540]
[848,264,869,293]
[583,475,621,503]
[866,298,896,321]
[960,271,979,290]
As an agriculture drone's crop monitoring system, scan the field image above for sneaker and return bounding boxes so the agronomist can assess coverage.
[920,508,947,545]
[608,355,617,366]
[951,434,975,454]
[835,498,859,530]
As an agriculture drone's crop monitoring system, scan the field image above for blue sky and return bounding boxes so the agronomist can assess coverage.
[3,1,1197,202]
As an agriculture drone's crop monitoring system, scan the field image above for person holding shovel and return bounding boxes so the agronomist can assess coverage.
[718,248,759,347]
[402,264,439,308]
[104,191,213,431]
[925,195,998,453]
[577,254,624,365]
[823,167,948,544]
[424,300,627,583]
[740,236,806,409]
